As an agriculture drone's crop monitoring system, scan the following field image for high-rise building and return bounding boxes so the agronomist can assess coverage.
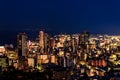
[39,31,44,52]
[50,38,55,49]
[49,38,55,54]
[17,33,27,58]
[82,31,90,44]
[44,33,50,53]
[79,31,90,48]
[78,31,90,61]
[71,38,75,53]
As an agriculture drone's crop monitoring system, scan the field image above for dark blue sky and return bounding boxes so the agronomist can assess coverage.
[1,0,120,44]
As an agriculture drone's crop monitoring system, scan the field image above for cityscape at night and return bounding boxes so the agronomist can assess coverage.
[0,30,120,79]
[1,0,120,80]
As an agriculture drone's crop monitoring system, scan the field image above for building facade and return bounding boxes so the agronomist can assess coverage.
[17,33,28,58]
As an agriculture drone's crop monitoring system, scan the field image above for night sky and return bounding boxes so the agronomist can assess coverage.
[0,0,120,44]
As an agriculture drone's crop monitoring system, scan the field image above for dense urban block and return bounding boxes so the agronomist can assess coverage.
[0,31,120,79]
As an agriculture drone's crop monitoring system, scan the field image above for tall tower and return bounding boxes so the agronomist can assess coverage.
[44,33,49,53]
[50,38,55,49]
[79,31,90,47]
[17,33,27,58]
[79,31,90,61]
[83,30,90,44]
[39,31,44,53]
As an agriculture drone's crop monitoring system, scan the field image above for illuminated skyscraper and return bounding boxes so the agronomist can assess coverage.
[39,31,44,53]
[17,33,27,58]
[50,38,55,49]
[39,31,44,48]
[79,31,90,47]
[49,38,55,54]
[44,33,50,53]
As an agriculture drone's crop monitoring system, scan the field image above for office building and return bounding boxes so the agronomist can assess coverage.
[39,31,44,53]
[17,33,28,58]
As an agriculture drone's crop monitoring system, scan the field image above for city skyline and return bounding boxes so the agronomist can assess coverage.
[0,29,120,79]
